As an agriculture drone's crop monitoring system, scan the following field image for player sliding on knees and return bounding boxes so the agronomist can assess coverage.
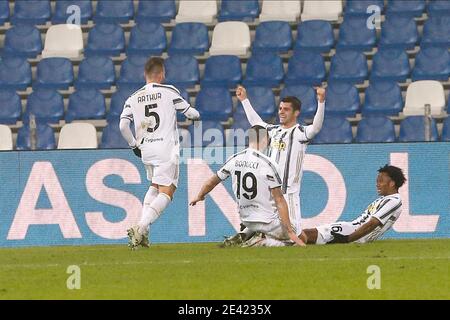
[228,85,326,246]
[119,57,200,250]
[190,126,306,247]
[303,165,406,245]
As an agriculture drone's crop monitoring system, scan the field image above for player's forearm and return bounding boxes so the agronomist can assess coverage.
[348,219,379,243]
[305,101,325,140]
[241,99,266,127]
[197,175,222,199]
[275,198,294,234]
[119,118,137,147]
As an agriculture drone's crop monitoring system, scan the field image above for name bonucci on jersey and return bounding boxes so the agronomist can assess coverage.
[216,149,283,224]
[120,83,191,165]
[353,193,403,243]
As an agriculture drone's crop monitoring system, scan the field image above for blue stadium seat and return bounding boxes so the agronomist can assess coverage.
[235,86,276,122]
[66,88,106,122]
[379,16,418,50]
[337,17,377,51]
[101,119,129,149]
[11,0,51,25]
[176,88,191,122]
[356,116,396,143]
[253,21,292,54]
[362,81,403,116]
[117,55,147,89]
[295,20,335,53]
[427,0,450,16]
[280,85,318,119]
[53,1,93,24]
[421,16,450,48]
[0,57,31,90]
[0,90,21,124]
[0,0,10,25]
[344,0,385,16]
[16,123,56,150]
[75,56,115,89]
[371,49,410,82]
[218,0,260,22]
[188,120,225,147]
[329,50,368,84]
[127,22,166,56]
[399,116,438,142]
[412,47,450,81]
[244,53,284,88]
[136,0,176,23]
[24,89,64,124]
[94,0,134,23]
[325,82,360,117]
[202,55,242,88]
[312,116,353,144]
[108,87,135,120]
[85,23,125,57]
[168,23,209,56]
[285,51,326,86]
[386,0,426,17]
[3,24,43,58]
[441,116,450,142]
[195,87,233,121]
[36,58,74,90]
[165,55,199,89]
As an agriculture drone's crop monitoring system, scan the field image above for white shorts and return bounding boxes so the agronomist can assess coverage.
[145,160,179,187]
[244,219,289,241]
[315,221,358,245]
[284,192,302,236]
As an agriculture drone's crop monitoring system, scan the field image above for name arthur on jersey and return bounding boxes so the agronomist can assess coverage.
[137,93,162,103]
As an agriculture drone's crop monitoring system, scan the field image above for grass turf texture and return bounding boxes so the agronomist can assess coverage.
[0,239,448,300]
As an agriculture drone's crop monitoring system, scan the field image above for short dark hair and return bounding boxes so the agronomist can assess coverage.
[145,57,165,76]
[248,125,268,146]
[378,165,406,189]
[281,96,302,112]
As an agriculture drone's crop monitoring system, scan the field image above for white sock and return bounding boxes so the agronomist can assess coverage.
[261,237,287,247]
[138,192,171,233]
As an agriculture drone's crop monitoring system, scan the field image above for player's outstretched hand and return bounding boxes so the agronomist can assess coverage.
[289,231,306,247]
[132,147,142,158]
[236,85,247,102]
[328,231,349,244]
[189,195,205,206]
[315,86,326,103]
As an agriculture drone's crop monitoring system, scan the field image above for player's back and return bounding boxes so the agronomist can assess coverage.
[218,148,283,224]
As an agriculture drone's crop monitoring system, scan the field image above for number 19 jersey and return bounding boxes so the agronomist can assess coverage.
[120,83,191,165]
[216,148,283,224]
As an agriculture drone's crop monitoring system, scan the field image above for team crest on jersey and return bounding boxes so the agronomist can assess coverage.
[271,140,286,151]
[367,202,377,214]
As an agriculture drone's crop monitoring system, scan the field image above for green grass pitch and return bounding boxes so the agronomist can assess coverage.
[0,239,448,300]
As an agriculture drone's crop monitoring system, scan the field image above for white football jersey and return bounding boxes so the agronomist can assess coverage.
[217,148,283,224]
[120,83,191,165]
[352,193,403,243]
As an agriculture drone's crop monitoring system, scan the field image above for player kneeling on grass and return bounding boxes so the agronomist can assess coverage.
[190,126,306,247]
[303,165,406,245]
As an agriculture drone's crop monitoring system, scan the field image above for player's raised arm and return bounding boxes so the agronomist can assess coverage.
[189,175,222,206]
[271,187,306,247]
[236,85,268,128]
[304,87,326,140]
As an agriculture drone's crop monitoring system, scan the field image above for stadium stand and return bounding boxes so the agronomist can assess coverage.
[100,119,129,149]
[117,55,147,89]
[209,22,251,56]
[336,17,377,51]
[329,50,369,84]
[195,87,233,121]
[202,55,242,88]
[85,23,125,57]
[379,16,418,50]
[252,21,293,54]
[280,84,318,119]
[412,47,450,81]
[386,0,426,17]
[3,24,43,58]
[362,81,403,116]
[0,125,13,150]
[312,116,353,144]
[65,88,106,122]
[11,0,51,25]
[442,116,450,142]
[218,0,260,22]
[58,123,98,149]
[235,86,276,122]
[0,90,21,125]
[165,55,199,89]
[36,58,74,90]
[301,0,343,21]
[94,0,134,23]
[108,86,136,120]
[75,56,116,89]
[344,0,385,16]
[399,116,439,142]
[295,20,335,53]
[175,0,218,23]
[135,0,176,23]
[42,24,84,59]
[285,50,326,86]
[16,123,56,150]
[325,82,360,117]
[371,49,410,82]
[259,0,302,22]
[0,56,32,91]
[188,120,225,147]
[427,0,450,16]
[127,22,167,56]
[0,0,9,25]
[356,116,396,143]
[404,81,446,117]
[421,16,450,48]
[53,0,93,24]
[23,88,64,124]
[168,22,209,56]
[244,52,284,87]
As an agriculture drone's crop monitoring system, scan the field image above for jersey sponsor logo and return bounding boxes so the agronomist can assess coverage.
[240,204,259,210]
[271,139,286,151]
[137,93,162,104]
[235,160,259,170]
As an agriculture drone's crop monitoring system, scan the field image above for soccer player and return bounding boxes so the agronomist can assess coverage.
[190,126,306,247]
[303,165,406,244]
[234,85,326,244]
[120,57,200,249]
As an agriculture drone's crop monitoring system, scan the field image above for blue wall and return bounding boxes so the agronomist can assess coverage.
[0,143,448,247]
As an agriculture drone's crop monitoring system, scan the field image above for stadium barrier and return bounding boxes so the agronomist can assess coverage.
[0,143,448,247]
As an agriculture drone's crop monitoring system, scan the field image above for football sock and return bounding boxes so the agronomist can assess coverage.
[138,192,171,233]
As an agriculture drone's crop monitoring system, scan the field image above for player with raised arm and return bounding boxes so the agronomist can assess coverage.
[303,165,406,244]
[120,57,200,250]
[190,126,306,247]
[231,85,326,245]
